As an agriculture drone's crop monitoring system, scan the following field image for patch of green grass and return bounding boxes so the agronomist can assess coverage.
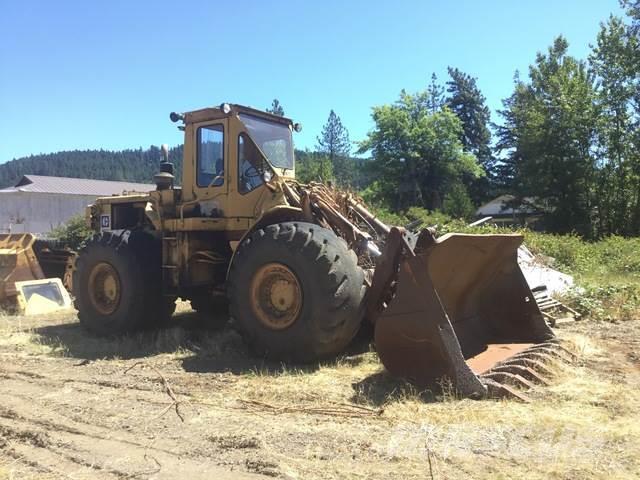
[524,233,640,280]
[561,283,640,322]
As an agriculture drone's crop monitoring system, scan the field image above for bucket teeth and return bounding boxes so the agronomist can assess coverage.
[487,364,551,385]
[482,371,536,390]
[480,341,574,400]
[499,358,556,377]
[508,350,563,367]
[543,342,577,360]
[528,340,577,359]
[518,345,574,363]
[483,379,532,402]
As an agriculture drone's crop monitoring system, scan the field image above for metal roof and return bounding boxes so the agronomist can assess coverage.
[0,175,155,196]
[476,195,540,217]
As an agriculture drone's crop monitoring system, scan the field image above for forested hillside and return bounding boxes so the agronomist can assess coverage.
[0,145,368,190]
[0,146,184,188]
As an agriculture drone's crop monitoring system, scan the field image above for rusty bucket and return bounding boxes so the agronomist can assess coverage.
[374,232,558,399]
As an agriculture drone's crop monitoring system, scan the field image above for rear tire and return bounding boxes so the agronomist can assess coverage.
[73,231,173,335]
[228,222,366,363]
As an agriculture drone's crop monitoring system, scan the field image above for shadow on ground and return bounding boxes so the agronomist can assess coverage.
[350,371,441,406]
[180,325,373,376]
[32,310,374,378]
[31,309,446,404]
[32,310,235,361]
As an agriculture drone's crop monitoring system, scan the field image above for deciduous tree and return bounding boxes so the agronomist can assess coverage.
[497,37,599,236]
[358,89,482,211]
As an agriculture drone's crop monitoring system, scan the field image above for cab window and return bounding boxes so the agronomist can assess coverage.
[197,125,224,187]
[238,133,267,194]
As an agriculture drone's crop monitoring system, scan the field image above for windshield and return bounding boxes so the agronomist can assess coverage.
[238,113,294,170]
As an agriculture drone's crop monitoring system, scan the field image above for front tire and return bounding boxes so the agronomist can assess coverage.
[228,222,366,363]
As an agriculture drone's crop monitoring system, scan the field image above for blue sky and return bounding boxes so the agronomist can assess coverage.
[0,0,624,163]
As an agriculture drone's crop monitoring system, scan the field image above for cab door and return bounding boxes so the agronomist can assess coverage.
[225,118,275,220]
[185,118,229,217]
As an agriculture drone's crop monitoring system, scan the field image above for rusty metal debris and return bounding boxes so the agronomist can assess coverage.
[0,234,72,315]
[532,286,581,327]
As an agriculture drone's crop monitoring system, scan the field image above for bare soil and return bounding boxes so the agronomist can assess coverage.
[0,305,639,479]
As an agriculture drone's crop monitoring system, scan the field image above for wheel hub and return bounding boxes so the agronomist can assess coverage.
[88,262,121,315]
[250,262,302,330]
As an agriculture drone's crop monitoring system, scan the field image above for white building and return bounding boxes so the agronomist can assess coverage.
[0,175,154,234]
[475,194,543,227]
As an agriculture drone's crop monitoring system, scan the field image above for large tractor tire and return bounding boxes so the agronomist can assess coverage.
[228,222,366,363]
[73,232,174,336]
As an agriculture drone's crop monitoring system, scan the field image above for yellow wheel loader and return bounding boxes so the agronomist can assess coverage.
[72,103,570,400]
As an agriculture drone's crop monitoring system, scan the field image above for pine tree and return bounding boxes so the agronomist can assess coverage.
[621,0,640,34]
[266,99,285,116]
[295,150,334,183]
[0,145,185,188]
[589,14,640,234]
[426,73,445,113]
[446,67,494,202]
[316,110,353,186]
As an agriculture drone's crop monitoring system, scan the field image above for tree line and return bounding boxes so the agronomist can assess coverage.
[496,5,639,238]
[0,146,185,188]
[357,1,639,238]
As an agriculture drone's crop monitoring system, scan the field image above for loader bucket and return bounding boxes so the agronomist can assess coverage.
[0,234,72,315]
[374,231,557,399]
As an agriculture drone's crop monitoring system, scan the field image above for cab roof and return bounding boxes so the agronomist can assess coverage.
[182,104,294,127]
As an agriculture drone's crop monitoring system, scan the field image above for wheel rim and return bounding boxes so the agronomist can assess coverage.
[87,262,121,315]
[250,262,302,330]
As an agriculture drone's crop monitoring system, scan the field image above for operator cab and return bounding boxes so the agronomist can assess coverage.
[169,103,300,181]
[159,103,302,223]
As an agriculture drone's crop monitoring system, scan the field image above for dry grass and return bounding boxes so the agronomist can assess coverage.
[177,327,640,479]
[1,305,639,479]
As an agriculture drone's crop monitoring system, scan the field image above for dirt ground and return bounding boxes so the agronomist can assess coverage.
[0,304,639,480]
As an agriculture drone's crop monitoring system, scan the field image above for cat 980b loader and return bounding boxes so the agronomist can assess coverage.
[72,103,571,400]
